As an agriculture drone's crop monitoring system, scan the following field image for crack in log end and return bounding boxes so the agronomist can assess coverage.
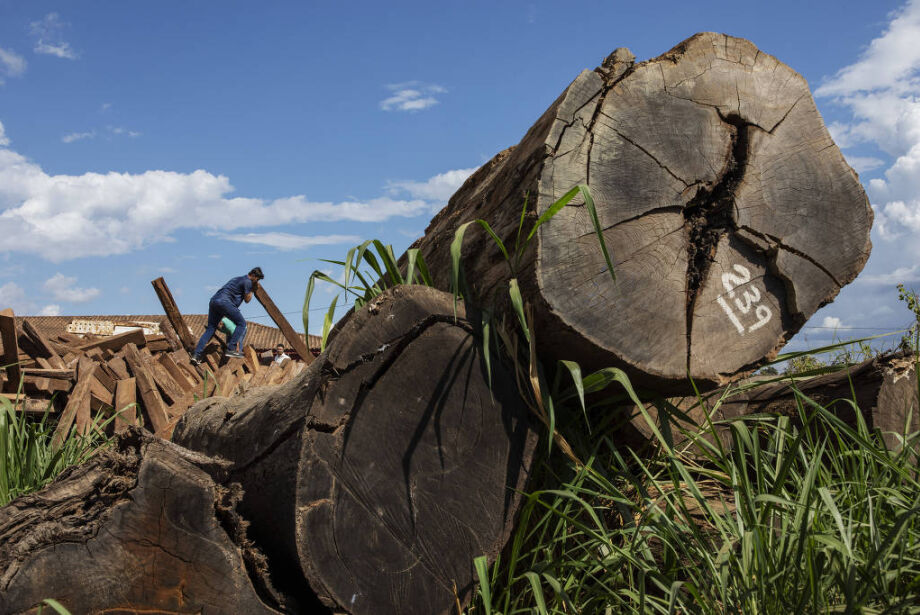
[683,113,751,309]
[683,112,754,370]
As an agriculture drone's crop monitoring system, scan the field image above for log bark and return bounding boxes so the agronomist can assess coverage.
[173,285,537,614]
[411,33,871,392]
[633,353,919,451]
[0,430,284,614]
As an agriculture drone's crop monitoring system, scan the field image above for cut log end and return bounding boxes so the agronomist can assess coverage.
[535,32,871,388]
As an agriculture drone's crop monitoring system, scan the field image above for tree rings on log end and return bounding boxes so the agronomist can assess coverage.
[536,32,871,389]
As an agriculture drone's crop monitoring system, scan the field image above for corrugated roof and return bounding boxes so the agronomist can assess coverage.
[11,315,322,352]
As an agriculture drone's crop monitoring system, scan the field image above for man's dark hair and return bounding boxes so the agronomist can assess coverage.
[249,267,264,280]
[276,344,284,350]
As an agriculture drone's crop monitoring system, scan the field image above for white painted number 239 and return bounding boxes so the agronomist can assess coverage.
[716,264,772,335]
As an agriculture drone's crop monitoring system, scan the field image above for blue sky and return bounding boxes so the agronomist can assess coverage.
[0,0,916,353]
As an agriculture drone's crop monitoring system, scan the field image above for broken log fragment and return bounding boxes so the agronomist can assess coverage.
[412,33,871,392]
[173,285,537,614]
[0,430,284,614]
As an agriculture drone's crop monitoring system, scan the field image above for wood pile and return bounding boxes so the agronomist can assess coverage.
[0,308,307,440]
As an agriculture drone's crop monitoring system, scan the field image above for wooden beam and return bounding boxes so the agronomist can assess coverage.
[21,320,66,369]
[52,358,97,447]
[0,308,21,394]
[77,328,147,353]
[113,378,137,433]
[20,368,75,381]
[123,343,169,433]
[244,345,261,374]
[253,284,312,365]
[1,393,55,414]
[151,277,196,353]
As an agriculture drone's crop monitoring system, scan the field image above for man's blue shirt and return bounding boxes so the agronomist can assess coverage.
[212,275,252,308]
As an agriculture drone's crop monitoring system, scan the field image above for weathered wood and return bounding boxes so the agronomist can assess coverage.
[0,393,54,414]
[410,33,871,392]
[52,358,97,447]
[20,367,75,381]
[21,376,71,393]
[151,276,196,352]
[157,353,194,392]
[113,378,137,432]
[123,343,169,433]
[634,353,919,452]
[0,309,21,394]
[0,431,284,614]
[106,354,131,380]
[20,320,65,369]
[174,286,537,614]
[245,344,262,373]
[76,328,146,353]
[253,284,312,364]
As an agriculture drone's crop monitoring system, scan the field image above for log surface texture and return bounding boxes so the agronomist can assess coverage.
[411,33,871,391]
[0,430,283,614]
[173,285,538,614]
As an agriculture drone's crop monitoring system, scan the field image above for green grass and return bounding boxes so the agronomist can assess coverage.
[467,367,920,614]
[0,394,119,506]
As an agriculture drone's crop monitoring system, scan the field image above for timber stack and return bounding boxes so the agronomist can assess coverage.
[1,33,907,615]
[0,277,311,440]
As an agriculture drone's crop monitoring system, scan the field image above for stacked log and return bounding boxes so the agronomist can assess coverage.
[173,286,537,613]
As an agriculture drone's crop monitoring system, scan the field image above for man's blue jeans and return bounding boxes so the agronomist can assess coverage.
[193,298,247,356]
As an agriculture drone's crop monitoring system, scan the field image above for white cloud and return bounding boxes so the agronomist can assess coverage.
[38,304,60,316]
[380,82,447,112]
[0,120,9,147]
[109,126,141,138]
[0,281,29,313]
[0,47,26,84]
[858,264,920,285]
[0,132,435,261]
[387,167,477,202]
[821,316,845,330]
[215,232,362,251]
[817,0,920,244]
[845,155,885,173]
[42,273,99,302]
[61,130,95,144]
[30,13,78,60]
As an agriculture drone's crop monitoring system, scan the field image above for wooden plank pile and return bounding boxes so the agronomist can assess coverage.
[0,308,307,440]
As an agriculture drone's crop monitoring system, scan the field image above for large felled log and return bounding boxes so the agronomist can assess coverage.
[173,285,537,614]
[412,33,871,391]
[633,353,919,451]
[0,429,284,614]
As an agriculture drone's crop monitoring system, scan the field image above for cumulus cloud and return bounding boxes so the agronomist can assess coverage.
[38,304,60,316]
[0,131,436,261]
[43,273,99,302]
[30,13,78,60]
[216,232,362,251]
[387,167,477,202]
[0,121,9,147]
[821,316,846,330]
[817,0,920,246]
[0,47,26,84]
[380,82,446,112]
[61,130,95,144]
